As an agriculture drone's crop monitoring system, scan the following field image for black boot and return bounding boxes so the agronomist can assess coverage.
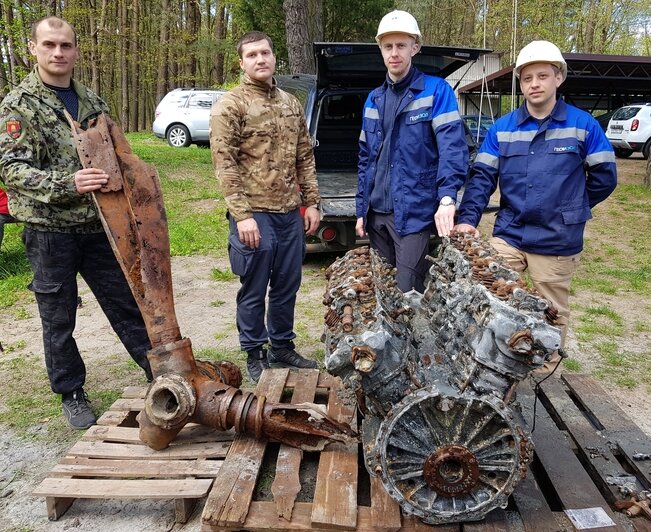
[268,341,317,369]
[246,346,270,383]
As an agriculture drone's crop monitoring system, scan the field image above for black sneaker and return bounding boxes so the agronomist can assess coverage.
[268,342,317,370]
[246,347,270,383]
[61,388,96,430]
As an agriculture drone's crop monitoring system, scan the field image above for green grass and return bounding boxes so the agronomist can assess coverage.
[575,305,624,341]
[592,340,651,389]
[562,358,582,371]
[211,267,237,281]
[0,356,71,440]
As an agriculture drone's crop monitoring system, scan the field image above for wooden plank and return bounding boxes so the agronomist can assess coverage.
[563,374,651,489]
[204,501,460,531]
[66,440,230,460]
[121,385,148,399]
[539,377,645,502]
[202,368,290,528]
[109,398,145,411]
[33,478,213,499]
[462,509,511,532]
[83,424,234,445]
[175,497,198,524]
[52,457,222,478]
[519,380,624,532]
[271,369,320,520]
[370,476,402,531]
[95,409,131,426]
[401,516,460,531]
[45,496,75,521]
[512,466,558,532]
[311,375,358,530]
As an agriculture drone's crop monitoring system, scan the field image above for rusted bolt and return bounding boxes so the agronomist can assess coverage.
[352,345,377,373]
[342,305,354,332]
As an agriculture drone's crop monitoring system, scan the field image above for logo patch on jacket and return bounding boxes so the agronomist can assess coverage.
[407,111,430,123]
[6,120,21,139]
[553,145,577,153]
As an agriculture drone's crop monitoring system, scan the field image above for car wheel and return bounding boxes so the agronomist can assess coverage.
[642,139,651,160]
[614,148,633,159]
[167,124,191,148]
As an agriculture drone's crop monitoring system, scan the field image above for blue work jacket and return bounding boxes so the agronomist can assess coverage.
[356,68,468,236]
[458,99,617,255]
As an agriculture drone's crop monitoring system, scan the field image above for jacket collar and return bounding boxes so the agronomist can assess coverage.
[517,97,567,125]
[375,66,424,98]
[242,73,278,97]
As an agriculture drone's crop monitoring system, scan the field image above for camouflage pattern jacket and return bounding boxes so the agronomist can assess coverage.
[209,74,320,222]
[0,67,108,232]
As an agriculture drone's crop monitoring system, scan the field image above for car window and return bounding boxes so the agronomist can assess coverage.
[281,85,310,108]
[321,94,363,125]
[612,107,640,120]
[188,93,217,109]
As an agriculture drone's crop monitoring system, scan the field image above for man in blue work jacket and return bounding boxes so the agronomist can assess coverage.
[356,10,468,292]
[454,40,617,371]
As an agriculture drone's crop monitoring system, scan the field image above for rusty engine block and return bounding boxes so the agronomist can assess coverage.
[323,236,561,524]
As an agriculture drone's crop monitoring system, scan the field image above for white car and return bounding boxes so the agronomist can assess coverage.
[606,103,651,159]
[152,88,225,147]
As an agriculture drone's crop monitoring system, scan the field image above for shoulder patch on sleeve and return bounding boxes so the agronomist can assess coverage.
[5,119,22,139]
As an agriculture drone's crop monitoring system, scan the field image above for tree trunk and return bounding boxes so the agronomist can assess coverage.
[213,0,226,85]
[129,0,139,131]
[88,7,100,94]
[645,157,651,189]
[283,0,313,74]
[119,0,128,128]
[309,0,323,43]
[185,0,199,84]
[156,0,170,103]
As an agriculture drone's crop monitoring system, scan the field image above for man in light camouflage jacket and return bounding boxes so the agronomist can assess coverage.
[0,16,152,429]
[210,31,320,383]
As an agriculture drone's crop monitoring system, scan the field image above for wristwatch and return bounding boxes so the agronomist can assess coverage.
[439,196,455,206]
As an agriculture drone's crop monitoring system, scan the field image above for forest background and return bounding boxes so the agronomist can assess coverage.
[0,0,650,132]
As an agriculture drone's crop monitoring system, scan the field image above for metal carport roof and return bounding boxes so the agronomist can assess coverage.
[458,53,651,112]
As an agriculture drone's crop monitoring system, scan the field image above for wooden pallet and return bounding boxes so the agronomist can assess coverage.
[33,371,651,531]
[201,371,651,531]
[32,385,235,523]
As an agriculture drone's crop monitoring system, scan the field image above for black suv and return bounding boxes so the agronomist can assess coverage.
[278,43,488,253]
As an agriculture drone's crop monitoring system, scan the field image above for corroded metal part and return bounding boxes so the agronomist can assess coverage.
[69,115,356,452]
[323,237,559,524]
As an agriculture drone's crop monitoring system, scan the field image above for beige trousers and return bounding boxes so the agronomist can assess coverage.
[489,237,580,349]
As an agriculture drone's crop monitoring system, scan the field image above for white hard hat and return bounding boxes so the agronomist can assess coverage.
[375,10,421,44]
[515,40,567,81]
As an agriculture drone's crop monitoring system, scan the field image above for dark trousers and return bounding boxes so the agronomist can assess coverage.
[366,211,430,292]
[23,228,151,394]
[228,211,305,352]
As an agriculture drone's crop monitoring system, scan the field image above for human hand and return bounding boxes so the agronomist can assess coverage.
[237,218,260,248]
[75,168,108,194]
[355,217,366,237]
[434,204,456,237]
[303,206,320,236]
[451,223,480,238]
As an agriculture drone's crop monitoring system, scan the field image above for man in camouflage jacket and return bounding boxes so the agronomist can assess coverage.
[0,16,151,429]
[210,31,320,382]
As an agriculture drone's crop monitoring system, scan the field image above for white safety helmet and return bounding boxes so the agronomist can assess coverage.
[515,40,567,81]
[375,10,421,44]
